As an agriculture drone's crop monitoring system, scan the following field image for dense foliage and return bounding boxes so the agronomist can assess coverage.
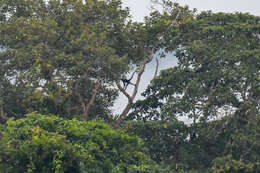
[0,114,155,173]
[0,0,259,172]
[0,0,153,121]
[133,11,260,122]
[125,117,260,172]
[125,120,188,164]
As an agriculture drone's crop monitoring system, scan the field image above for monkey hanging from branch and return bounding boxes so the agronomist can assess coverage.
[121,71,136,90]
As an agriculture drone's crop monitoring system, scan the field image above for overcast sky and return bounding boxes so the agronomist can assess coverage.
[113,0,260,114]
[122,0,260,22]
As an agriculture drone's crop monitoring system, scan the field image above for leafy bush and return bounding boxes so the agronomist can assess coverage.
[124,120,209,172]
[125,120,188,164]
[211,155,260,173]
[0,114,155,173]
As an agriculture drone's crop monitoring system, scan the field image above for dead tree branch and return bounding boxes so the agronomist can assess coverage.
[153,57,159,79]
[84,80,100,119]
[115,58,150,126]
[70,74,101,120]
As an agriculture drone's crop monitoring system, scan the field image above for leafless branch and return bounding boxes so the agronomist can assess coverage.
[116,81,131,100]
[153,57,159,79]
[115,58,148,126]
[70,74,101,120]
[85,80,100,119]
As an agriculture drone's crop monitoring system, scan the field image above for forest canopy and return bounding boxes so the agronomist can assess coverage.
[0,0,259,172]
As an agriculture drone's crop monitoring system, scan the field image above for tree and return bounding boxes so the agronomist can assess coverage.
[0,0,135,121]
[133,11,260,123]
[125,120,188,164]
[211,155,260,173]
[0,0,195,125]
[0,113,157,173]
[129,11,260,172]
[114,2,194,126]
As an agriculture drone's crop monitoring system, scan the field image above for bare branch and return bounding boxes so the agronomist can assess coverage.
[75,91,87,119]
[153,57,159,79]
[115,58,148,126]
[85,80,100,119]
[70,75,101,120]
[116,81,131,100]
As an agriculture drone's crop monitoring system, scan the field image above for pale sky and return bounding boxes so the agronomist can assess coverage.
[113,0,260,114]
[122,0,260,22]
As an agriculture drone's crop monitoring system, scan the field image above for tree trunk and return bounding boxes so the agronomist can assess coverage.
[72,78,100,120]
[84,81,100,120]
[153,57,159,79]
[0,107,8,123]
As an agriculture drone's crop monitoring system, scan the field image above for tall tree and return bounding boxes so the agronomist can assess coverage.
[133,11,260,123]
[0,0,136,121]
[114,2,193,125]
[0,0,194,125]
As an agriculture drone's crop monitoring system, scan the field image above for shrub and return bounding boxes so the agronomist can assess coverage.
[211,155,260,173]
[0,113,154,173]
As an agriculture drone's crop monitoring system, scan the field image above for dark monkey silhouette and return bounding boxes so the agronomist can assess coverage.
[121,72,135,90]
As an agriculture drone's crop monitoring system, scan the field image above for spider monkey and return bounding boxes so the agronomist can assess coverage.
[121,72,135,90]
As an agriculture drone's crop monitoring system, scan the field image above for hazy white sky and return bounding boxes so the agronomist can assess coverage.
[113,0,260,114]
[122,0,260,22]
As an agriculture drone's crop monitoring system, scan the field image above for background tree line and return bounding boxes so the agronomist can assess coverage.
[0,0,259,172]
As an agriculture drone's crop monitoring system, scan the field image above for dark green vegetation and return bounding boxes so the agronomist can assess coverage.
[0,114,155,173]
[0,0,259,172]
